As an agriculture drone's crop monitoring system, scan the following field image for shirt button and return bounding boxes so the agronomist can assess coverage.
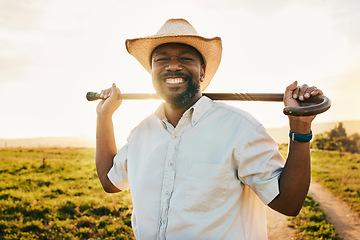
[162,121,167,129]
[168,162,174,167]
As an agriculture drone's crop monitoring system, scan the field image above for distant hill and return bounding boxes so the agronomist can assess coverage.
[267,120,360,143]
[0,137,95,148]
[1,120,359,147]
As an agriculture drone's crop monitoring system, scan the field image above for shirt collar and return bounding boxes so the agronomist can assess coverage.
[155,96,214,126]
[155,103,167,122]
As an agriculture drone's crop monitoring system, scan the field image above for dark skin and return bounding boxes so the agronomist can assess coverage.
[151,43,205,126]
[95,43,323,216]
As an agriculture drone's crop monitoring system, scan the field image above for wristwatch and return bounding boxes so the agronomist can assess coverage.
[289,131,313,143]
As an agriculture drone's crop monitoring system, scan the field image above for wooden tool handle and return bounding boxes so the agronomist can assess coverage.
[86,92,331,116]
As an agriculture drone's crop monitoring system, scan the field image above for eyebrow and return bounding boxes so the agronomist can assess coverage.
[180,51,197,56]
[153,51,197,57]
[153,52,167,57]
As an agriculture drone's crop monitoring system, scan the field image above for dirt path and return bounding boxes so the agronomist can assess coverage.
[266,206,296,239]
[267,181,360,240]
[309,181,360,240]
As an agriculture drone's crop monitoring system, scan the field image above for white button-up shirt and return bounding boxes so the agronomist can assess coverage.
[108,96,285,239]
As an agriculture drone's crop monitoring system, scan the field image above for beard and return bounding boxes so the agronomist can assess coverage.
[154,72,201,107]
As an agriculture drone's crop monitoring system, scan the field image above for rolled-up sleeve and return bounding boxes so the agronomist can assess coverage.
[235,125,285,205]
[107,144,130,191]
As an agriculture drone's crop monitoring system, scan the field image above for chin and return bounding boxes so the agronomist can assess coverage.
[155,79,201,107]
[167,91,198,107]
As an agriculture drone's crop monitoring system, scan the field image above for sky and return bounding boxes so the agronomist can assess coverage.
[1,0,359,146]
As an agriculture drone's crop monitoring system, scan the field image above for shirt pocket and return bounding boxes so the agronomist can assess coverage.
[184,163,232,212]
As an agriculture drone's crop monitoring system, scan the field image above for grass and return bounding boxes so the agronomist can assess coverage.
[1,147,358,239]
[278,145,342,239]
[310,150,360,214]
[278,146,360,214]
[289,195,339,239]
[0,148,135,240]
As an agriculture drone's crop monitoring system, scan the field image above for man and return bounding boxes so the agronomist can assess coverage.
[95,19,323,239]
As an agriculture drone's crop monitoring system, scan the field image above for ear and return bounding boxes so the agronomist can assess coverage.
[200,65,205,82]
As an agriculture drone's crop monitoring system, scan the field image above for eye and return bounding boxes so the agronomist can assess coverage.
[180,57,193,61]
[155,58,168,63]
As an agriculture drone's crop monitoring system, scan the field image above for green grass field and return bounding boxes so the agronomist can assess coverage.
[278,145,359,239]
[289,196,339,239]
[0,148,134,239]
[311,150,360,214]
[1,147,358,239]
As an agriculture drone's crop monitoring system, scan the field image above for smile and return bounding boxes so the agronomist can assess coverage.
[165,78,185,84]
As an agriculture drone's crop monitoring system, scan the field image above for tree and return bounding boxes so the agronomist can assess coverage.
[312,122,360,154]
[313,133,326,150]
[328,122,347,139]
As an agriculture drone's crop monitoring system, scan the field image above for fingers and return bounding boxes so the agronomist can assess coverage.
[286,81,323,101]
[109,83,120,100]
[99,83,120,100]
[310,87,323,96]
[99,88,111,100]
[299,85,323,100]
[96,83,121,116]
[298,84,309,101]
[284,81,298,100]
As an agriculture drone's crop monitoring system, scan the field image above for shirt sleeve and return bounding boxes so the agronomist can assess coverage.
[235,125,285,205]
[107,144,130,191]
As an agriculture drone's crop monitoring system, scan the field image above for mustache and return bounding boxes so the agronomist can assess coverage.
[160,72,190,79]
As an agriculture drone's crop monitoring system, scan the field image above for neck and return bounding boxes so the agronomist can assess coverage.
[164,93,202,127]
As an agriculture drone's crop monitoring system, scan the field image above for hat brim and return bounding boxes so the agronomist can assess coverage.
[126,35,222,91]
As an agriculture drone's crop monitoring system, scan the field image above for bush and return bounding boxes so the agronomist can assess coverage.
[290,196,339,239]
[312,122,360,154]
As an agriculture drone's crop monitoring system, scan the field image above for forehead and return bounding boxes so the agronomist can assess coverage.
[152,43,202,57]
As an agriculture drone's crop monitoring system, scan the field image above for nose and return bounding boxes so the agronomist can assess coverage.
[166,58,182,71]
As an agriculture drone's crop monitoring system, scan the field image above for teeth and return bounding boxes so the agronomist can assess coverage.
[166,78,184,84]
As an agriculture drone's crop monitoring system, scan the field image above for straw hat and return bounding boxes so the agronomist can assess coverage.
[125,18,222,91]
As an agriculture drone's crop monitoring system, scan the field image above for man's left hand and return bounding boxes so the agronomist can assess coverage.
[284,81,323,134]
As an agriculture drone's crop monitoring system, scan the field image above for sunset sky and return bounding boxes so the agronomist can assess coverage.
[1,0,359,146]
